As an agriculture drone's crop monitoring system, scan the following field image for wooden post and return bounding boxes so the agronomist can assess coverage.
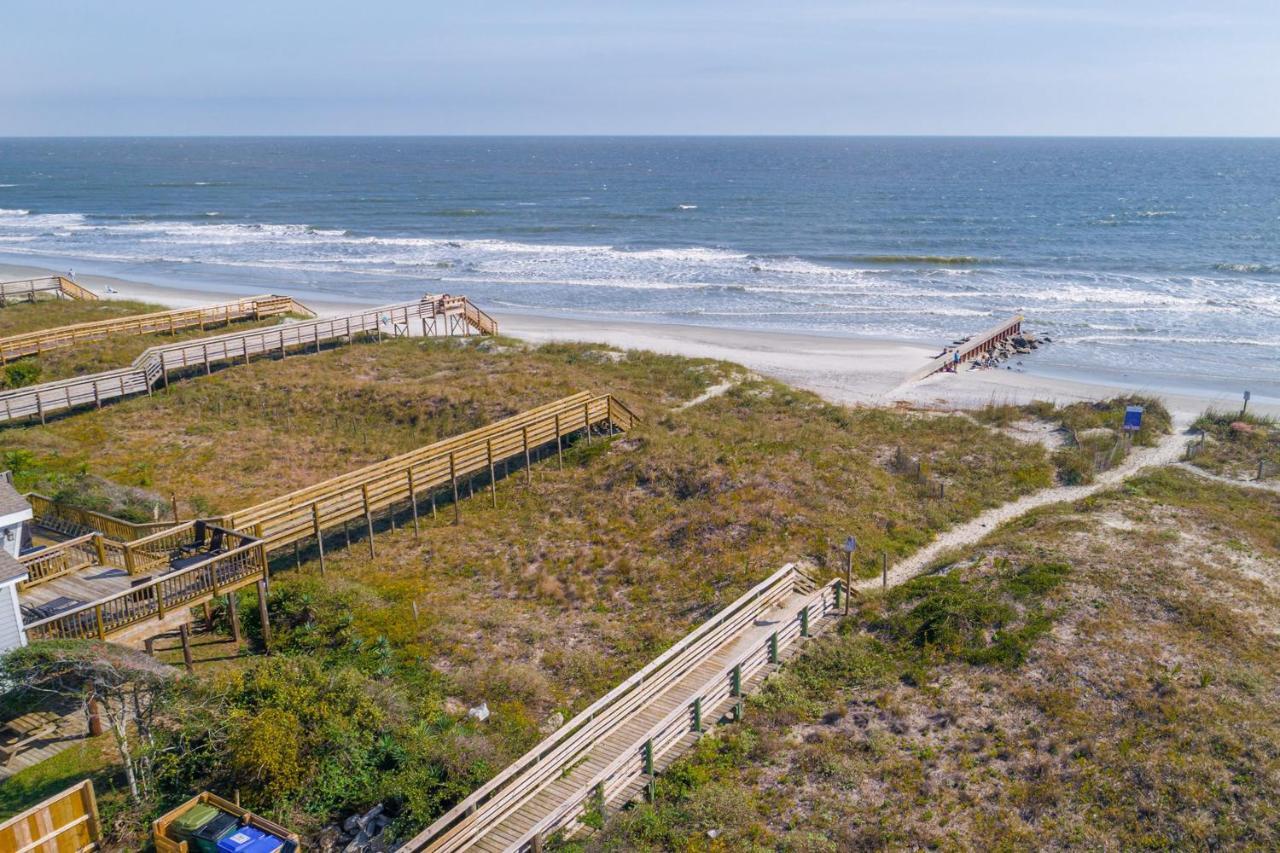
[202,345,211,375]
[555,413,564,470]
[882,551,888,589]
[202,601,214,632]
[93,534,107,567]
[361,484,375,558]
[731,663,743,721]
[584,401,592,445]
[407,469,420,539]
[523,426,532,485]
[449,452,460,525]
[692,697,702,733]
[768,632,778,664]
[487,439,498,509]
[312,503,326,575]
[144,635,155,656]
[93,381,101,409]
[87,697,104,737]
[845,550,853,614]
[94,605,106,641]
[643,739,656,802]
[36,394,45,425]
[179,623,194,673]
[344,518,352,551]
[256,580,272,651]
[228,592,242,645]
[171,494,180,523]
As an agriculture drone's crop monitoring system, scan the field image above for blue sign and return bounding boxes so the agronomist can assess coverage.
[1123,406,1144,432]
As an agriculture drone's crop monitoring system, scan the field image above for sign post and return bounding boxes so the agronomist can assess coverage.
[841,535,857,614]
[1242,390,1251,418]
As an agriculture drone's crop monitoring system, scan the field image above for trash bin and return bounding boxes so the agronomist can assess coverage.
[216,825,284,853]
[168,802,221,844]
[191,812,240,853]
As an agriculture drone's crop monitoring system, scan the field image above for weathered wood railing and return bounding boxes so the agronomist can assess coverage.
[0,294,495,424]
[22,525,266,642]
[0,293,314,364]
[18,533,114,589]
[222,391,636,553]
[0,275,98,304]
[906,314,1026,382]
[405,563,838,852]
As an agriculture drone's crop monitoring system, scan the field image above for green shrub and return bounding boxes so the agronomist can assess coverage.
[3,360,42,388]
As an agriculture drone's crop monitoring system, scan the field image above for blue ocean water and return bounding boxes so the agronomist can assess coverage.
[0,137,1276,397]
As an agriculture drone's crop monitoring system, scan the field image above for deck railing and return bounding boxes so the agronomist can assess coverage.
[0,275,98,304]
[405,563,834,852]
[26,492,176,542]
[0,293,313,364]
[22,526,266,642]
[0,294,495,424]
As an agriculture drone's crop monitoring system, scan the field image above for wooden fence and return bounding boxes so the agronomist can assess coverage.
[405,563,840,852]
[0,276,97,305]
[0,294,314,364]
[222,391,637,554]
[0,294,496,425]
[0,778,101,852]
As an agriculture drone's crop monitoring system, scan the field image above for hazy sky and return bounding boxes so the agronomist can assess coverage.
[2,1,1277,136]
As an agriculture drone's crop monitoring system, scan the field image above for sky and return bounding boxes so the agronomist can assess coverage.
[1,1,1278,136]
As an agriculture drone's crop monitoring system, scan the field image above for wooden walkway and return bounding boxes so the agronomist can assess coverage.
[17,391,635,643]
[0,293,314,364]
[223,391,636,554]
[404,564,843,852]
[905,314,1025,382]
[0,275,97,304]
[0,294,497,425]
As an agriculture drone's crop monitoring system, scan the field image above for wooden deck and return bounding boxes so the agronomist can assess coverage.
[404,565,843,852]
[0,293,497,425]
[0,275,97,304]
[0,293,313,364]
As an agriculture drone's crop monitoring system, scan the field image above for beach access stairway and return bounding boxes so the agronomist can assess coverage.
[0,294,497,424]
[404,563,844,852]
[905,314,1024,382]
[0,293,315,364]
[0,275,97,304]
[17,391,636,643]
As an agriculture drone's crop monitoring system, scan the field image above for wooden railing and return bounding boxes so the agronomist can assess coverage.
[222,391,633,552]
[0,779,101,851]
[0,293,313,364]
[19,533,100,589]
[22,525,266,642]
[0,294,494,424]
[26,492,176,542]
[0,275,98,304]
[405,563,838,852]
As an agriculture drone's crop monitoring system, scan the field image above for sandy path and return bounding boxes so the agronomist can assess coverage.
[1173,462,1280,495]
[855,427,1194,592]
[675,379,741,411]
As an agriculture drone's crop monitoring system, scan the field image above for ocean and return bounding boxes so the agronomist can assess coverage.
[0,136,1276,398]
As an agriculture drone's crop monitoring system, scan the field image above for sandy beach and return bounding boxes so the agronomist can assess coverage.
[1,260,1270,420]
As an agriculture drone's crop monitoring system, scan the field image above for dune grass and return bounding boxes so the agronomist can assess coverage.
[1190,408,1279,480]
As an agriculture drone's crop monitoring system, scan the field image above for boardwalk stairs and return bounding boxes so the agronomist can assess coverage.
[0,275,97,304]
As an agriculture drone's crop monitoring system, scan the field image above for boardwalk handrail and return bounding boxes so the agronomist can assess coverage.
[222,392,630,552]
[514,577,842,851]
[905,314,1025,383]
[0,293,494,424]
[0,293,313,364]
[0,275,98,303]
[404,562,803,851]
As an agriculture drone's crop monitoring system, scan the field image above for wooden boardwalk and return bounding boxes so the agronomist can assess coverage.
[17,391,636,643]
[0,294,497,425]
[0,275,97,304]
[0,293,314,364]
[405,564,843,852]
